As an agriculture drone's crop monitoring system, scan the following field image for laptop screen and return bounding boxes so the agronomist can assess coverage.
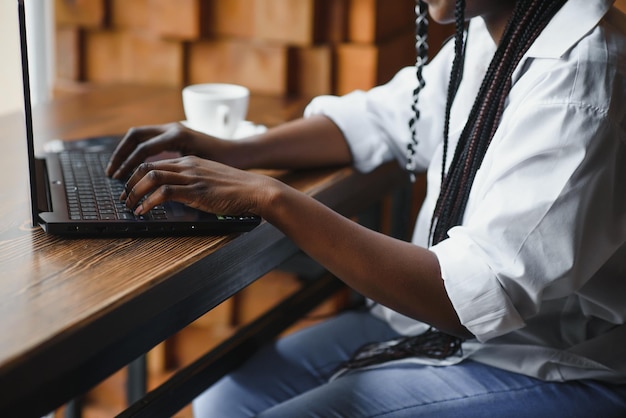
[17,0,39,228]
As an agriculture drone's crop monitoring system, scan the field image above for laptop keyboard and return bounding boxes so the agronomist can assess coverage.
[60,151,167,221]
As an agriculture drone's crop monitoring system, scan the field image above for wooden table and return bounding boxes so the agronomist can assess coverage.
[0,85,404,417]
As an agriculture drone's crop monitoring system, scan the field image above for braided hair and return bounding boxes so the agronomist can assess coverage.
[408,0,568,246]
[406,0,430,181]
[340,0,572,366]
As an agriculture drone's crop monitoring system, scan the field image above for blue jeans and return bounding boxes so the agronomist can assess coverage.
[192,310,626,417]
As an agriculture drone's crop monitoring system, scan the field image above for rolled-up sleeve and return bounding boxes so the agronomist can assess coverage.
[304,42,454,173]
[304,90,394,173]
[431,234,526,342]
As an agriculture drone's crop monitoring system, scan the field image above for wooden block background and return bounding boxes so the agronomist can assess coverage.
[55,27,83,81]
[55,0,107,29]
[347,0,416,43]
[288,46,334,97]
[54,0,453,97]
[188,40,289,95]
[83,30,184,85]
[336,28,416,95]
[204,0,256,38]
[149,0,208,40]
[110,0,150,30]
[253,0,317,45]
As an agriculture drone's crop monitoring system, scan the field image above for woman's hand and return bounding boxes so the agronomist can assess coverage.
[107,116,353,182]
[121,155,277,217]
[106,122,232,180]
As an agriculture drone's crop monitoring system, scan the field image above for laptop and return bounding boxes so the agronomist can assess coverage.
[16,0,261,236]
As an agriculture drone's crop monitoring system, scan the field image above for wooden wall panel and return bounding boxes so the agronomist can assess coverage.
[110,0,150,30]
[55,0,432,97]
[125,33,186,85]
[336,29,415,95]
[55,27,83,81]
[83,31,123,83]
[254,0,316,45]
[188,40,289,95]
[55,0,107,28]
[347,0,415,43]
[205,0,256,38]
[85,31,184,86]
[317,0,349,43]
[149,0,207,40]
[288,46,334,97]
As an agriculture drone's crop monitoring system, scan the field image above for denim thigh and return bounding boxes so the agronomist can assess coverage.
[192,309,400,417]
[192,310,626,418]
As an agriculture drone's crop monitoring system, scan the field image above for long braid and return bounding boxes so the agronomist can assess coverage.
[406,0,429,181]
[440,0,466,185]
[429,0,568,245]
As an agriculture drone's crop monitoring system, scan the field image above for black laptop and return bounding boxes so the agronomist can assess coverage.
[17,0,261,236]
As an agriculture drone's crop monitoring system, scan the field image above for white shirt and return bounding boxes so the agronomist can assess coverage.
[305,0,626,383]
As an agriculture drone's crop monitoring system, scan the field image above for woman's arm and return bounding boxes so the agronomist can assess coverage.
[262,181,471,339]
[107,115,352,179]
[122,155,471,339]
[111,104,468,338]
[221,115,353,170]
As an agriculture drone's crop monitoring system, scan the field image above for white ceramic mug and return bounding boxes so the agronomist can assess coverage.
[182,83,250,139]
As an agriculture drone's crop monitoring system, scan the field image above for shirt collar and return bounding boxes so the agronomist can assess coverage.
[526,0,615,59]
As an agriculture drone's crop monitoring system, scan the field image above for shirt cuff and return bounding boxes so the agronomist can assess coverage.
[431,230,526,342]
[304,92,392,173]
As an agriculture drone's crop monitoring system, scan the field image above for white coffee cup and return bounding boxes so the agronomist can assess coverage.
[182,83,250,139]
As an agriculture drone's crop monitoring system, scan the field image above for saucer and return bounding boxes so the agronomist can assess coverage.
[180,120,267,139]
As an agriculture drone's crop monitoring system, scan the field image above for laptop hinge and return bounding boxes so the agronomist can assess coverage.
[34,157,52,213]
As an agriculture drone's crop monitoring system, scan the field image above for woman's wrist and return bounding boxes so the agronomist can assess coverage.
[253,177,297,222]
[202,136,256,170]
